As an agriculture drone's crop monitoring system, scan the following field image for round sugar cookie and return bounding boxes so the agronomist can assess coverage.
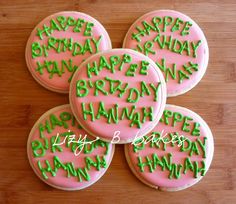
[125,104,214,191]
[26,11,112,93]
[70,49,166,144]
[27,104,115,190]
[123,10,209,97]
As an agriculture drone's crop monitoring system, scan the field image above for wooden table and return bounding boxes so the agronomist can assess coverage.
[0,0,236,203]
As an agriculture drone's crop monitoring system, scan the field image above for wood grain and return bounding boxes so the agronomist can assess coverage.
[0,0,236,203]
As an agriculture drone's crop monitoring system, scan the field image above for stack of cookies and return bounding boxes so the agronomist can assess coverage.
[26,10,214,191]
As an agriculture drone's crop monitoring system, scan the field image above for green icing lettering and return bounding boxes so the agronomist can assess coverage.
[189,141,200,156]
[37,24,51,40]
[57,16,68,31]
[130,112,141,128]
[120,106,136,120]
[140,60,149,75]
[107,104,119,124]
[178,70,189,84]
[127,88,140,103]
[180,137,192,152]
[181,21,192,36]
[119,54,132,71]
[156,58,177,82]
[59,112,72,129]
[50,19,61,32]
[191,122,201,136]
[31,139,48,158]
[197,137,207,158]
[105,77,128,97]
[109,55,121,73]
[37,160,56,179]
[183,157,194,174]
[150,82,161,101]
[142,20,157,34]
[73,18,85,32]
[31,42,43,58]
[152,16,162,33]
[96,102,108,119]
[163,16,174,32]
[137,153,207,179]
[191,40,202,58]
[39,121,52,138]
[76,167,90,182]
[72,42,83,56]
[87,61,98,78]
[173,111,184,126]
[171,17,184,32]
[92,36,102,53]
[98,55,111,71]
[182,116,193,132]
[183,62,198,75]
[142,107,153,123]
[84,22,94,36]
[160,109,173,125]
[94,79,108,96]
[193,160,206,178]
[50,135,63,153]
[85,155,107,171]
[143,41,156,56]
[81,102,95,121]
[50,114,63,129]
[125,64,138,77]
[131,26,146,42]
[65,162,77,177]
[140,81,151,97]
[154,34,173,50]
[82,38,93,54]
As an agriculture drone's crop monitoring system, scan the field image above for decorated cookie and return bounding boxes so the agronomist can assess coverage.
[125,104,214,191]
[26,11,112,93]
[123,10,209,97]
[27,104,114,190]
[69,49,166,143]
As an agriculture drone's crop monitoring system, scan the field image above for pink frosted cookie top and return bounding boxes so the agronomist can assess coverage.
[125,104,214,191]
[27,104,114,190]
[26,11,112,93]
[123,10,209,97]
[70,49,166,143]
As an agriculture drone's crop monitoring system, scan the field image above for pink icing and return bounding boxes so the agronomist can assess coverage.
[25,11,112,93]
[123,10,209,97]
[27,104,114,190]
[69,49,166,143]
[125,104,214,190]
